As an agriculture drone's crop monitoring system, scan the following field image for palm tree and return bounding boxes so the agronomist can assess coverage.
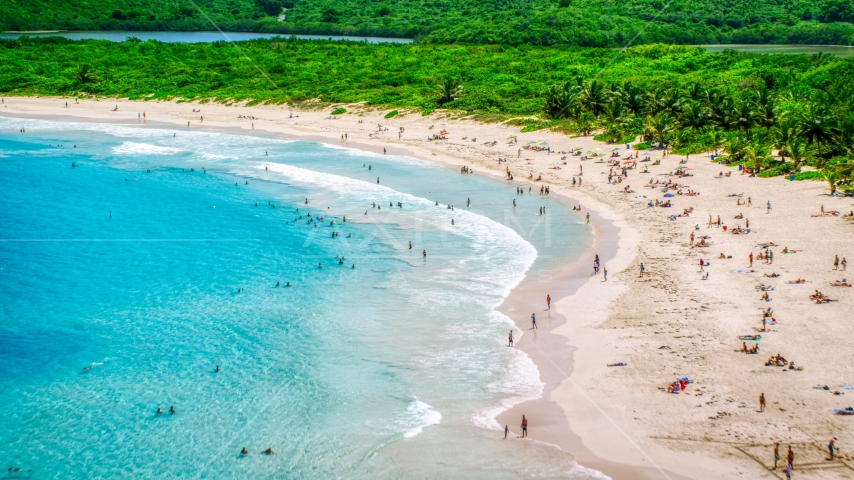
[436,77,463,105]
[773,115,798,160]
[708,129,726,156]
[709,95,733,129]
[618,81,648,115]
[679,101,710,132]
[643,112,674,146]
[785,138,810,170]
[724,135,748,163]
[753,87,776,128]
[660,88,684,116]
[544,82,578,119]
[823,170,838,195]
[687,82,707,102]
[731,101,757,131]
[798,103,841,157]
[744,142,774,171]
[74,65,97,85]
[573,112,595,136]
[579,79,610,116]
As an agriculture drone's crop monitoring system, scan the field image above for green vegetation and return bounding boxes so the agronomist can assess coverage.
[1,0,276,33]
[383,110,399,119]
[1,37,853,191]
[331,107,346,115]
[3,0,854,46]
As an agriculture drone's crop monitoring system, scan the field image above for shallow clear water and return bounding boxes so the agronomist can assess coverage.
[0,31,412,44]
[0,118,597,479]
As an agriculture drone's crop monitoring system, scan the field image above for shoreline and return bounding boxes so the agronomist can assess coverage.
[0,103,638,478]
[3,97,852,480]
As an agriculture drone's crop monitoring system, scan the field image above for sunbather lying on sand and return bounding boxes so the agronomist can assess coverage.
[719,253,732,259]
[831,281,851,287]
[788,279,806,284]
[764,273,780,278]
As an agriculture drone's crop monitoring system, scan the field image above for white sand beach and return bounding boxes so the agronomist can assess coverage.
[3,97,853,479]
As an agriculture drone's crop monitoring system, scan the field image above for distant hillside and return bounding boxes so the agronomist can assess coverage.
[3,0,854,46]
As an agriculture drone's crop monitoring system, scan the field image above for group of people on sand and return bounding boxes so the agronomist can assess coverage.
[764,354,802,370]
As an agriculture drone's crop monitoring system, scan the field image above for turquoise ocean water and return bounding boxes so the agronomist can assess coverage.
[0,118,599,479]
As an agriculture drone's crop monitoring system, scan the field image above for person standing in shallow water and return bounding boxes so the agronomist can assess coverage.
[546,294,551,310]
[520,415,528,438]
[531,313,537,329]
[508,330,514,346]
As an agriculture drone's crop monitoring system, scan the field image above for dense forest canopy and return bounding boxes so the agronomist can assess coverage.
[1,37,853,192]
[3,0,854,46]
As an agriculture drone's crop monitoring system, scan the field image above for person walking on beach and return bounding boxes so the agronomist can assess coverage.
[700,259,704,272]
[603,267,608,281]
[787,445,794,469]
[834,255,840,270]
[748,196,752,206]
[828,437,838,460]
[785,462,792,480]
[504,425,510,439]
[767,200,771,213]
[586,212,590,224]
[508,330,514,347]
[750,252,754,267]
[639,263,645,277]
[843,257,848,271]
[774,442,780,469]
[759,392,766,412]
[546,294,551,310]
[769,250,774,264]
[520,415,528,438]
[531,313,537,330]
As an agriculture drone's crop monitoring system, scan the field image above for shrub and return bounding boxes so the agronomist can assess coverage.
[384,110,398,119]
[757,162,795,177]
[794,171,824,181]
[633,142,651,150]
[331,107,346,115]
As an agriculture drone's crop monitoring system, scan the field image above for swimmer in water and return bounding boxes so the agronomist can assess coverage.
[216,365,220,372]
[157,407,163,414]
[423,250,427,258]
[318,263,322,269]
[169,406,175,414]
[83,364,92,370]
[286,282,291,287]
[352,264,355,269]
[265,447,273,454]
[241,447,248,455]
[409,241,412,249]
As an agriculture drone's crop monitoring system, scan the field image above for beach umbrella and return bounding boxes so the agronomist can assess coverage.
[507,136,516,139]
[573,147,582,151]
[540,142,549,146]
[612,148,620,151]
[676,165,686,169]
[664,193,674,197]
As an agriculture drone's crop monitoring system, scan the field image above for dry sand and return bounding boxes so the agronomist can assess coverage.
[3,97,853,479]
